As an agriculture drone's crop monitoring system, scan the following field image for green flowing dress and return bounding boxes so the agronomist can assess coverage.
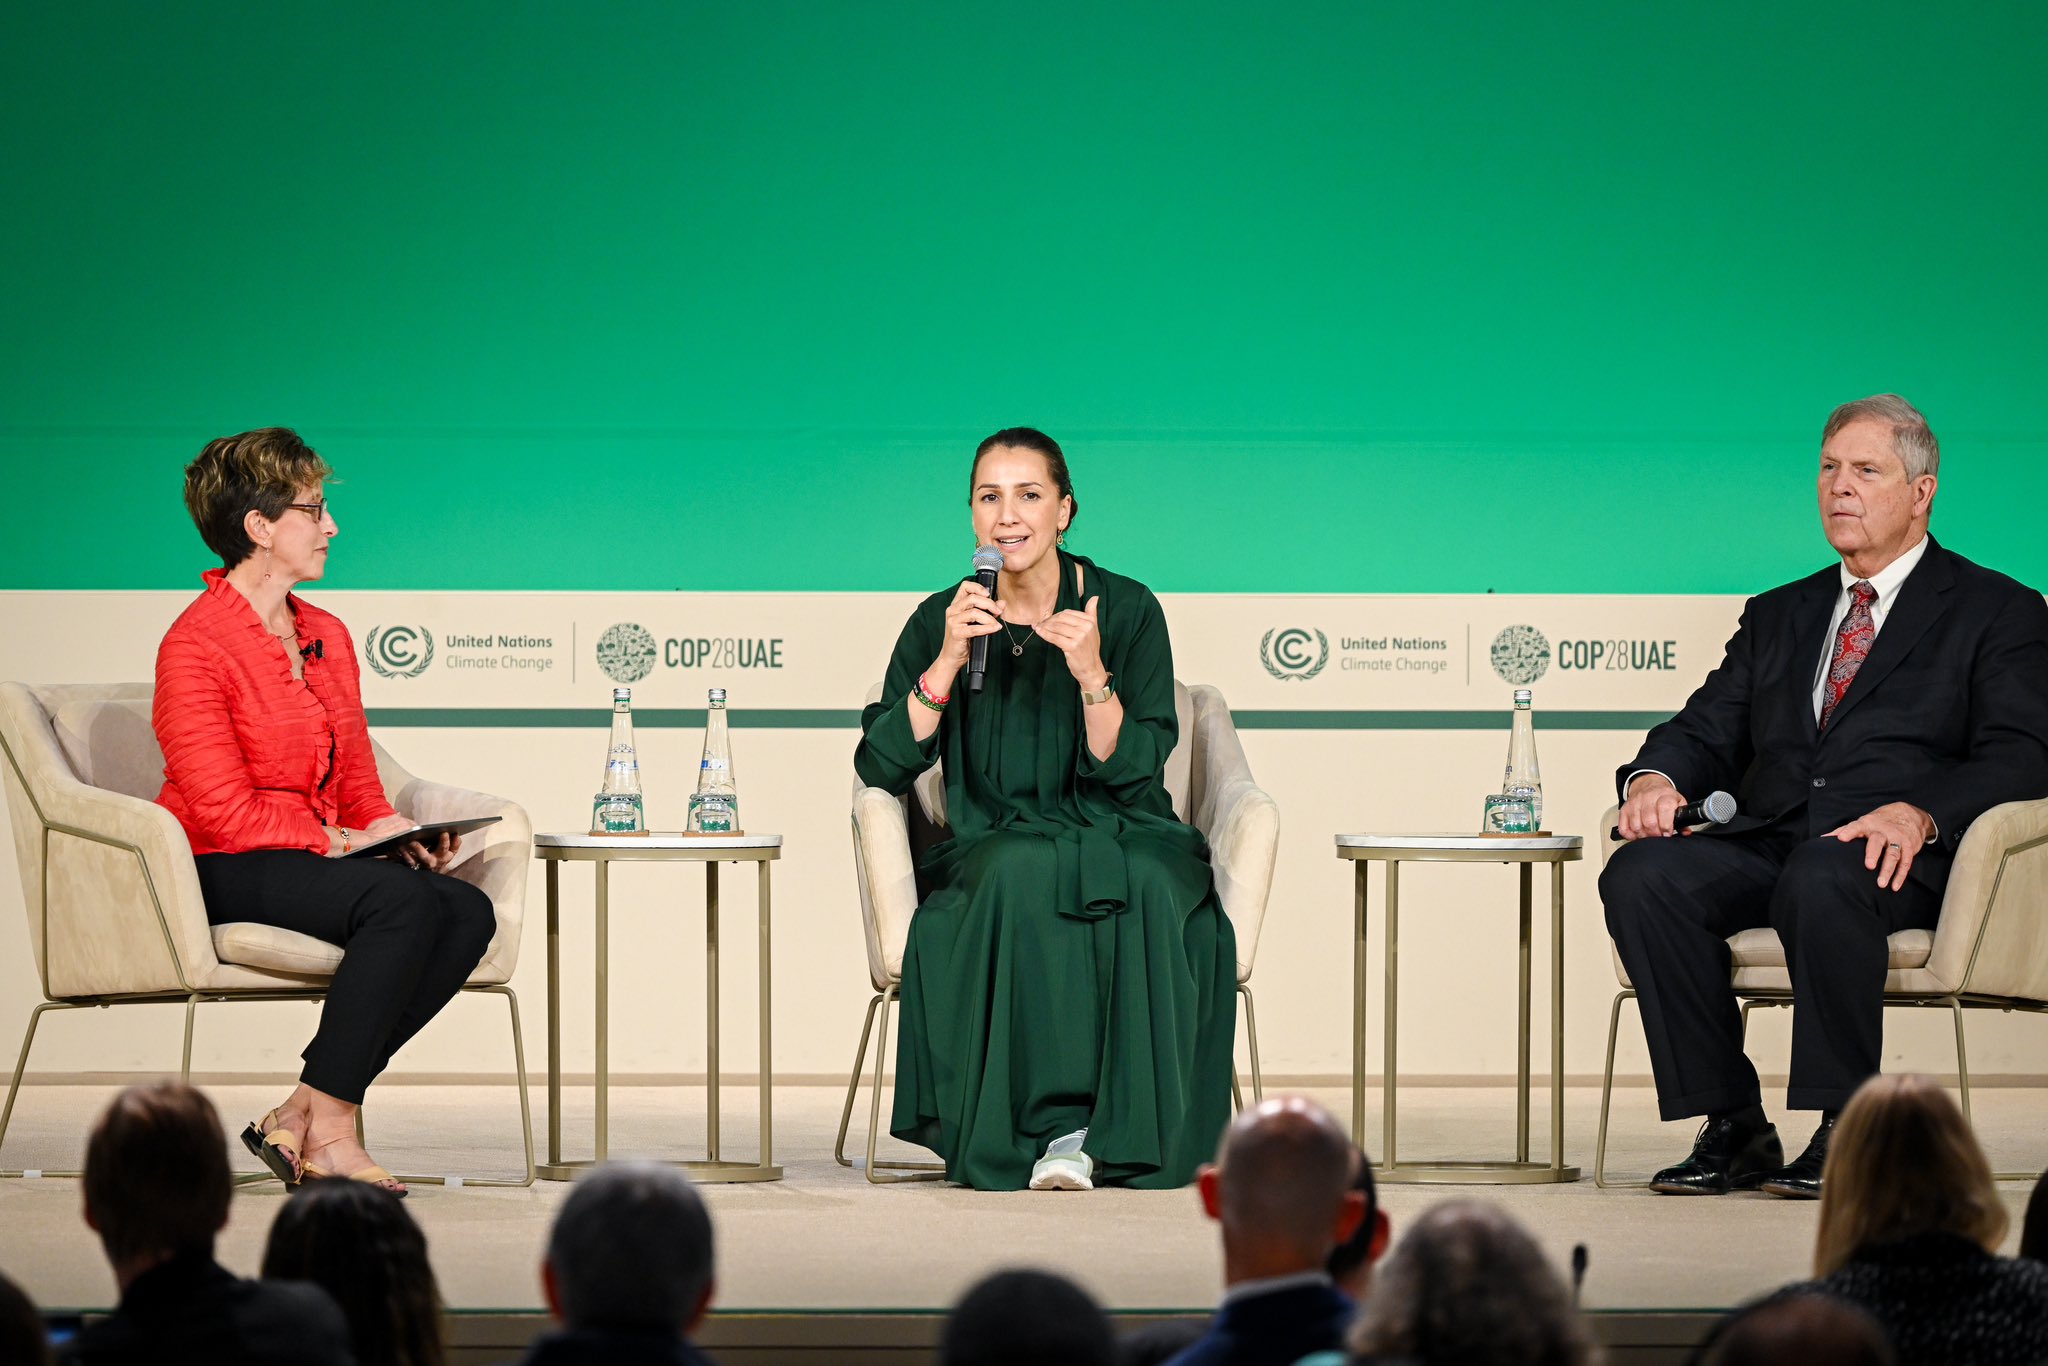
[854,552,1238,1190]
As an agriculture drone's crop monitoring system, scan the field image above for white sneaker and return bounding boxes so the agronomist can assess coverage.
[1029,1129,1094,1191]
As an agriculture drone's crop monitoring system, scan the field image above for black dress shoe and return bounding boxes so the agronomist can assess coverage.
[1648,1115,1784,1195]
[1759,1113,1835,1199]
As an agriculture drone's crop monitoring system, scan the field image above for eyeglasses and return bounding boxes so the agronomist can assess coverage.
[287,499,331,523]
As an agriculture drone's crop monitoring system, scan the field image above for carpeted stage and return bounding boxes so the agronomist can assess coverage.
[2,1079,2042,1363]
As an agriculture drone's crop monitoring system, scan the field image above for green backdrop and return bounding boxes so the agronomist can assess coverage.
[4,2,2044,594]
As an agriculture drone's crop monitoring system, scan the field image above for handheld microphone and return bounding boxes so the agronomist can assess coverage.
[1611,789,1735,840]
[1571,1244,1588,1308]
[966,546,1004,693]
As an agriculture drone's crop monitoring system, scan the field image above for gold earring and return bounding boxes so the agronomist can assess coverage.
[1058,531,1067,547]
[260,544,272,582]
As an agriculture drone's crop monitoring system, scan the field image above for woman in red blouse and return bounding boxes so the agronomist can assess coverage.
[154,428,495,1196]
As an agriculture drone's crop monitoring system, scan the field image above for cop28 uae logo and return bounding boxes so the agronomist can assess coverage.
[1489,624,1551,686]
[1259,627,1329,681]
[364,626,434,679]
[596,623,658,684]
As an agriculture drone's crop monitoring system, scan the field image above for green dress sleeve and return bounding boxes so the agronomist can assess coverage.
[1075,582,1179,808]
[855,593,945,795]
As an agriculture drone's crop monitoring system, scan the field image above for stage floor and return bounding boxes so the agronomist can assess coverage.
[3,1080,2042,1318]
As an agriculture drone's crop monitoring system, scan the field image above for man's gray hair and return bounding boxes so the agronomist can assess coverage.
[547,1162,714,1332]
[1823,393,1941,480]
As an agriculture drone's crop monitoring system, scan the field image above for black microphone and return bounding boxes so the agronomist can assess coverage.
[300,638,323,661]
[1610,789,1735,840]
[1570,1244,1588,1308]
[966,546,1004,693]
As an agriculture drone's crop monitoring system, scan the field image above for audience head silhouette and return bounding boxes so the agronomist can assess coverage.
[83,1082,232,1286]
[1346,1200,1598,1366]
[1814,1073,2004,1276]
[0,1269,52,1366]
[939,1268,1115,1366]
[1199,1096,1362,1279]
[544,1162,716,1336]
[1326,1142,1389,1299]
[262,1179,445,1366]
[1693,1293,1894,1366]
[2019,1167,2048,1263]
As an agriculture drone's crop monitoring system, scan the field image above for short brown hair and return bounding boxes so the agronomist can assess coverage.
[1814,1074,2004,1276]
[183,427,333,568]
[1822,394,1940,480]
[84,1083,231,1264]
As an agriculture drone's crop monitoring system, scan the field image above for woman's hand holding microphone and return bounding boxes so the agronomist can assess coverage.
[908,580,1008,738]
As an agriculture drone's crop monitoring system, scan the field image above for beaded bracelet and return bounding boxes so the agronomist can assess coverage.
[911,673,949,712]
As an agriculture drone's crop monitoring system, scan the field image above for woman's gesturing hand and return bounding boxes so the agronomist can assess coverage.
[935,578,1008,679]
[1035,596,1108,690]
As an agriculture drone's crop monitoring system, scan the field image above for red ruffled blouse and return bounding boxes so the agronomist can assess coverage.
[153,568,399,855]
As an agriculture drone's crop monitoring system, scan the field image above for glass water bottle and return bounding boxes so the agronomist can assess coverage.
[687,688,738,833]
[591,687,647,834]
[1500,688,1543,831]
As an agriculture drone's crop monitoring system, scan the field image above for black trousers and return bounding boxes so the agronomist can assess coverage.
[1600,827,1946,1120]
[195,850,496,1105]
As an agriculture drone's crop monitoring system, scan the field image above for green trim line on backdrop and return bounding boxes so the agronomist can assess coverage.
[366,708,1674,731]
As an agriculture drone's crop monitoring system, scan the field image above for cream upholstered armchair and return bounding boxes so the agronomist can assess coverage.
[1592,800,2048,1186]
[837,679,1280,1182]
[0,681,536,1185]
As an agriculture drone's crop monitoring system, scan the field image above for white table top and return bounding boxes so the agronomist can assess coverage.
[536,832,783,851]
[1334,833,1583,852]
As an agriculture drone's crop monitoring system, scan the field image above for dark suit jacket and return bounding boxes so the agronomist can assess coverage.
[1620,539,2048,873]
[60,1250,354,1366]
[1161,1280,1356,1366]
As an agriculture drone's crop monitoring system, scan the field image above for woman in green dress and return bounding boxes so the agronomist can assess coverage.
[855,428,1238,1191]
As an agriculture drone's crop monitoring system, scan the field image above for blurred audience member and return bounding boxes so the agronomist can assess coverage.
[63,1082,353,1366]
[262,1179,443,1366]
[2019,1167,2048,1264]
[1795,1074,2048,1366]
[1124,1142,1388,1366]
[521,1162,717,1365]
[1691,1293,1894,1366]
[1163,1097,1364,1366]
[1345,1201,1598,1366]
[1,1268,54,1366]
[941,1268,1116,1366]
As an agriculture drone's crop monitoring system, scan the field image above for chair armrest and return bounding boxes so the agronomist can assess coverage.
[852,786,920,991]
[21,769,216,996]
[390,775,533,982]
[1202,773,1279,983]
[1930,797,2048,999]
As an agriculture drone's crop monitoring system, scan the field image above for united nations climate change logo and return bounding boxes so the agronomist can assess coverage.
[365,626,433,680]
[596,623,658,684]
[1260,627,1329,681]
[1490,624,1551,685]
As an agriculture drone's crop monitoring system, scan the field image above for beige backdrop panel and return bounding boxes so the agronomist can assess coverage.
[0,588,2036,1083]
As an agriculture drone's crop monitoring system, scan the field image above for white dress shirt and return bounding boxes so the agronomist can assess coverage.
[1809,534,1930,722]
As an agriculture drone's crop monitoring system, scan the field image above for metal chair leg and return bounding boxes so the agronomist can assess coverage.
[0,1002,75,1176]
[1949,997,1972,1126]
[1239,983,1264,1105]
[861,984,944,1183]
[835,995,881,1167]
[383,984,538,1188]
[1594,989,1642,1189]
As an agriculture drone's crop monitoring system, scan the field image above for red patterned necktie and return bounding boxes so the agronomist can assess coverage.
[1819,580,1877,729]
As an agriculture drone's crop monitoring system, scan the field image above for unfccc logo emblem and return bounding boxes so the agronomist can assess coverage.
[365,626,434,680]
[1260,627,1329,681]
[596,623,658,684]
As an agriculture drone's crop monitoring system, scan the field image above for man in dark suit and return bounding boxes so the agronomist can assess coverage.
[518,1162,719,1366]
[1164,1097,1365,1366]
[63,1083,354,1366]
[1603,394,2048,1198]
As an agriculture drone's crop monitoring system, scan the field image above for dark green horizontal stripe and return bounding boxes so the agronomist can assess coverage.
[366,707,1672,731]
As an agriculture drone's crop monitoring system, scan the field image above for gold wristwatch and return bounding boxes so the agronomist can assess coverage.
[1080,675,1116,705]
